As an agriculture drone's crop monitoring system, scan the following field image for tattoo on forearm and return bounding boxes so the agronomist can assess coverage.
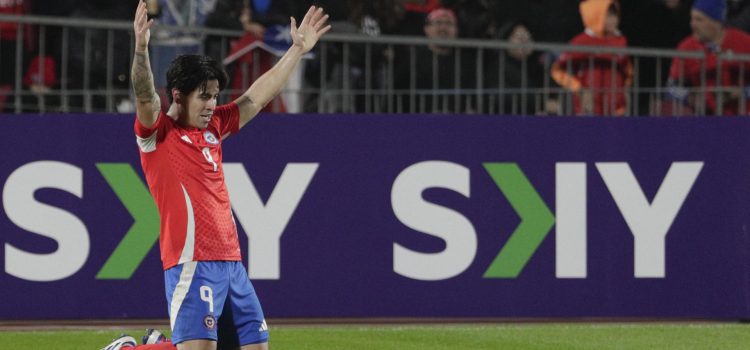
[132,51,159,105]
[238,95,255,108]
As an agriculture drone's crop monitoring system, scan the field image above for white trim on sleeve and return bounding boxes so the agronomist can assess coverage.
[136,131,158,153]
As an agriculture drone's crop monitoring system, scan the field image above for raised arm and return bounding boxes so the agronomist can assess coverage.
[234,5,331,129]
[131,0,161,128]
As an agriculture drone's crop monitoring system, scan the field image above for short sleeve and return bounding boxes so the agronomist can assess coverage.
[134,111,169,153]
[134,111,168,138]
[212,102,240,139]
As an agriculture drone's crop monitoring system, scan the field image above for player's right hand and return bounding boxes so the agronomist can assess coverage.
[134,0,153,52]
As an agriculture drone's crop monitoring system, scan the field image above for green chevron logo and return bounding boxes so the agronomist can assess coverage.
[95,163,160,280]
[482,163,555,278]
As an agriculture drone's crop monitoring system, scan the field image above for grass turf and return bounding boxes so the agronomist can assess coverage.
[1,323,749,349]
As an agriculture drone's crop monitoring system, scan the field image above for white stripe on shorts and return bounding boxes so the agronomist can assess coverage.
[170,261,197,331]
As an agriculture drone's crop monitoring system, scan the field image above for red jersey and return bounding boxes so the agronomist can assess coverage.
[134,103,242,270]
[670,28,750,116]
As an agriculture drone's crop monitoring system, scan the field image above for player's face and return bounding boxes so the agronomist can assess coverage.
[184,79,220,130]
[690,9,721,43]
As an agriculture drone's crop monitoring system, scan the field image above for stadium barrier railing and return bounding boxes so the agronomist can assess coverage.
[1,13,748,116]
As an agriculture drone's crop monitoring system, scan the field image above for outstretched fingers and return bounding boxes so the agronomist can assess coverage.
[313,13,329,32]
[290,5,330,50]
[135,2,149,28]
[133,0,154,50]
[144,18,155,33]
[318,24,332,37]
[137,1,148,22]
[310,7,325,27]
[299,5,315,29]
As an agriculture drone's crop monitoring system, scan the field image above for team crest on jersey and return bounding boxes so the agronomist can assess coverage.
[203,315,216,330]
[203,131,219,145]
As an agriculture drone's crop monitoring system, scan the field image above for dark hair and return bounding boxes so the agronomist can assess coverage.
[496,19,530,40]
[165,54,229,104]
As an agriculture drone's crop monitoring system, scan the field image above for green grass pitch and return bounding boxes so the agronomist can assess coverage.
[2,323,750,349]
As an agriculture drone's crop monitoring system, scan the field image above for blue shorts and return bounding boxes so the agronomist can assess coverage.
[164,261,269,346]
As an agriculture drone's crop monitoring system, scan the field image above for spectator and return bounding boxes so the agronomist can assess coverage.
[667,0,750,115]
[203,0,249,61]
[66,1,134,112]
[394,7,479,113]
[485,20,558,115]
[307,0,401,112]
[0,0,33,111]
[222,4,286,111]
[204,0,308,112]
[28,0,75,112]
[394,0,442,36]
[205,0,307,58]
[22,51,58,112]
[23,55,56,92]
[147,0,219,108]
[551,0,633,116]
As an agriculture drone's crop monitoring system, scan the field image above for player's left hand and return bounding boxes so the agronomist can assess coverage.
[290,6,331,53]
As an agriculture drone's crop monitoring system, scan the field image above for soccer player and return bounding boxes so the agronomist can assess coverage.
[100,1,330,350]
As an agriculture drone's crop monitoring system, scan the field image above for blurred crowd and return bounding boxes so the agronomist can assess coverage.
[3,0,750,115]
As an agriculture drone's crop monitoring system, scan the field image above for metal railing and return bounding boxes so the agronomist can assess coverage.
[2,13,749,116]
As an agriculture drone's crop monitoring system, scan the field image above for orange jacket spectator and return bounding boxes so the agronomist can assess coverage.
[551,0,633,116]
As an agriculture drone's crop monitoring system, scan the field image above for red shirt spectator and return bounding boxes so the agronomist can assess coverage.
[668,0,750,116]
[23,55,57,91]
[0,0,33,73]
